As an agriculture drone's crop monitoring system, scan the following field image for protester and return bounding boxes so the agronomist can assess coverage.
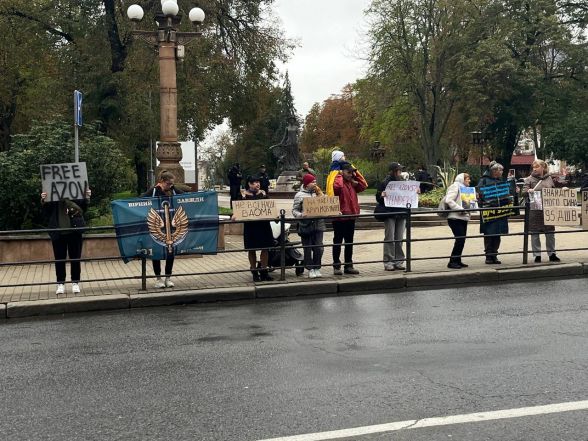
[477,161,509,264]
[257,164,271,194]
[522,159,561,263]
[581,172,588,192]
[444,173,472,269]
[415,165,433,193]
[297,161,316,180]
[228,163,242,209]
[142,170,184,288]
[41,188,91,295]
[375,162,411,271]
[240,175,274,282]
[332,162,368,275]
[292,174,326,278]
[326,149,366,197]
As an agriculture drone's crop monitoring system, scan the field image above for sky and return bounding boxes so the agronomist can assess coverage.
[273,0,372,118]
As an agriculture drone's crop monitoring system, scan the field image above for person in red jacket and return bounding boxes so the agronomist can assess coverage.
[332,162,368,275]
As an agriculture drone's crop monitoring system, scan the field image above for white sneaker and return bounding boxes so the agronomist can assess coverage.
[154,278,166,289]
[56,284,65,295]
[308,269,317,278]
[314,269,322,278]
[72,283,81,294]
[165,277,175,288]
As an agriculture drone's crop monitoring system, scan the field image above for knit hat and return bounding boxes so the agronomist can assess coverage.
[302,173,316,188]
[332,150,345,162]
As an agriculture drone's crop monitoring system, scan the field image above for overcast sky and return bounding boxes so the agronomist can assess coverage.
[273,0,372,118]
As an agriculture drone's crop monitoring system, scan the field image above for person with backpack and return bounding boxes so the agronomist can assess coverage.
[443,173,472,269]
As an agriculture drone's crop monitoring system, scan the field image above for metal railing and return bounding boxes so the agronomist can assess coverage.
[0,202,586,291]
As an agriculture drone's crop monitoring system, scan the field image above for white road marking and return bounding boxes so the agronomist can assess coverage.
[257,400,588,441]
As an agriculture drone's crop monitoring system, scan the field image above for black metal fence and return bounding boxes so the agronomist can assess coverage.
[0,202,586,291]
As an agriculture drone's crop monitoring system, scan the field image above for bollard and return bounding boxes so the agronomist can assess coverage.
[405,204,412,272]
[141,253,147,291]
[522,200,530,264]
[279,210,286,281]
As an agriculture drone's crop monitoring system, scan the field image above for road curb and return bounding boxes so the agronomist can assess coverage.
[6,295,129,318]
[404,269,498,287]
[255,280,338,298]
[338,275,405,293]
[130,287,255,308]
[497,263,584,282]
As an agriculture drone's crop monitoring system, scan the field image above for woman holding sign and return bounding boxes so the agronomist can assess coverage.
[142,170,184,288]
[522,160,561,263]
[292,174,326,278]
[41,189,91,295]
[241,175,274,282]
[444,173,473,269]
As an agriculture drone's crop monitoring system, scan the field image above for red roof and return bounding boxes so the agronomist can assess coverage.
[510,155,535,165]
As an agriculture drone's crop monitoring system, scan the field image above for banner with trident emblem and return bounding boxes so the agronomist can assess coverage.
[111,191,219,262]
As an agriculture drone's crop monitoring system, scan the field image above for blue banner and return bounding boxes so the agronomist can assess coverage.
[111,191,219,262]
[478,182,516,222]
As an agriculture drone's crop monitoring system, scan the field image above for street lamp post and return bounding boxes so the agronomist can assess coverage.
[127,1,205,184]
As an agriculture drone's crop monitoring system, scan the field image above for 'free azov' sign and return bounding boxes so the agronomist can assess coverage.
[41,162,89,202]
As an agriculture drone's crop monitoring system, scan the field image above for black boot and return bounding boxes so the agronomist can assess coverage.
[251,270,261,282]
[259,269,274,282]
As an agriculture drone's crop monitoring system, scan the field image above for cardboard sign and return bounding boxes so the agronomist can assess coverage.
[384,180,420,208]
[302,196,340,217]
[582,191,588,229]
[232,199,293,221]
[41,162,88,202]
[478,182,516,222]
[542,188,580,226]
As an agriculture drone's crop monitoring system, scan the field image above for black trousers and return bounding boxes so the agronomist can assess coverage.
[332,220,356,268]
[448,219,468,263]
[484,235,501,259]
[51,234,83,283]
[153,256,174,276]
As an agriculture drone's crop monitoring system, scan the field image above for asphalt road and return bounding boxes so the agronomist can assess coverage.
[1,278,587,441]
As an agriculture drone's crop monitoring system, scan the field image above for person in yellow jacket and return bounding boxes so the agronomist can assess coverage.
[325,149,367,196]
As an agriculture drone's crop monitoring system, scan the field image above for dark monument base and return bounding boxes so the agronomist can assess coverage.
[272,170,299,196]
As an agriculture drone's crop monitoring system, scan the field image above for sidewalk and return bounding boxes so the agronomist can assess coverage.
[1,222,587,310]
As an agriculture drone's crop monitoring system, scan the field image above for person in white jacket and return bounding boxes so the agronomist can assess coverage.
[445,173,472,269]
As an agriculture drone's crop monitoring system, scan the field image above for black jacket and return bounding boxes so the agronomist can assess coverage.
[581,173,588,192]
[257,172,271,193]
[141,185,184,198]
[228,167,243,187]
[42,198,88,240]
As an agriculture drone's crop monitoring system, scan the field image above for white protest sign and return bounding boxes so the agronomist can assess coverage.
[232,199,293,221]
[542,188,580,226]
[384,180,420,208]
[302,196,340,217]
[41,162,89,202]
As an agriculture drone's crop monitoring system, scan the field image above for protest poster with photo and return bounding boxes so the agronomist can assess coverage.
[582,191,588,229]
[529,191,543,210]
[384,180,420,208]
[477,182,516,222]
[111,191,219,262]
[459,186,478,210]
[232,199,293,221]
[40,162,89,202]
[303,196,340,217]
[542,188,581,226]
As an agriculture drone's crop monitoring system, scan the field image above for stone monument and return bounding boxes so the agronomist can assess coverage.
[270,117,301,194]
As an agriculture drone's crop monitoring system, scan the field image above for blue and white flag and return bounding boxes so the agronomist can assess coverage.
[112,191,219,262]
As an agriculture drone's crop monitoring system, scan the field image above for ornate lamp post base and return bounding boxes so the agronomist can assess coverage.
[156,141,184,183]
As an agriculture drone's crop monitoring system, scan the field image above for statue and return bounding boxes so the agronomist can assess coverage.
[270,116,300,172]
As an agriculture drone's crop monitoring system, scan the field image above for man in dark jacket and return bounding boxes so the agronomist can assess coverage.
[332,162,368,275]
[581,173,588,192]
[477,161,510,264]
[257,164,271,194]
[228,163,242,208]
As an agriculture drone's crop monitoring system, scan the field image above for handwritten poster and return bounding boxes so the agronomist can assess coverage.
[384,180,420,208]
[302,196,340,217]
[41,162,89,202]
[232,199,293,221]
[542,188,581,226]
[582,191,588,229]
